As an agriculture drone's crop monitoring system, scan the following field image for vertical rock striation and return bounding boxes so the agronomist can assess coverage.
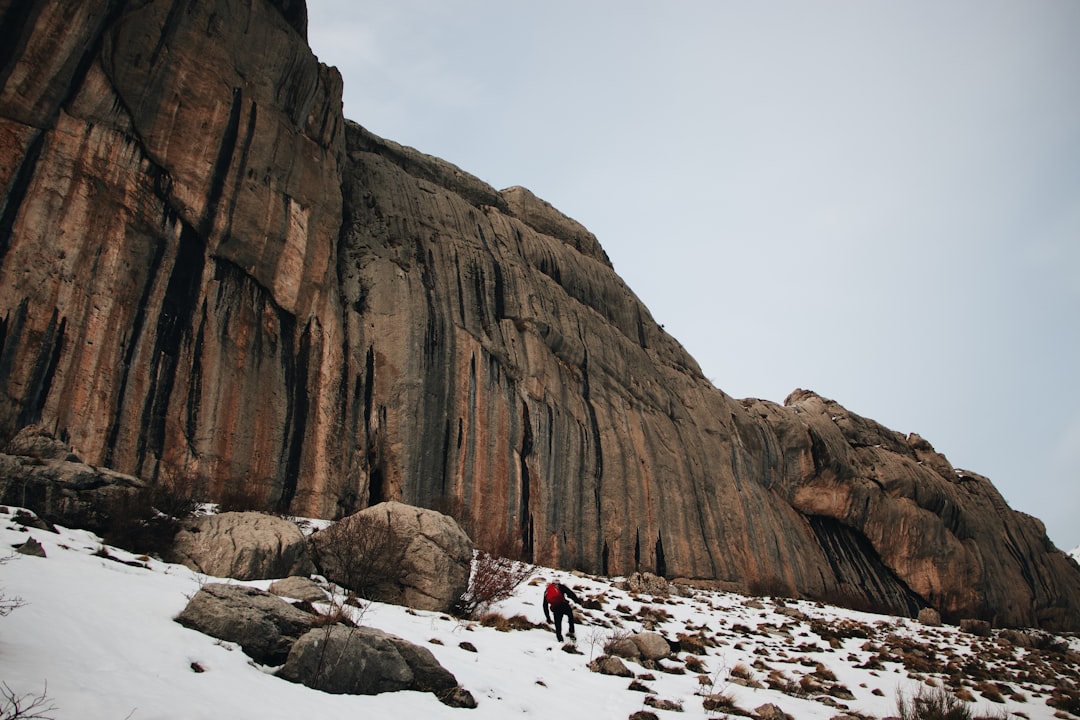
[0,0,346,511]
[1,0,1077,629]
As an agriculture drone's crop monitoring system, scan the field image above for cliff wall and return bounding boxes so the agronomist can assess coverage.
[1,0,1077,629]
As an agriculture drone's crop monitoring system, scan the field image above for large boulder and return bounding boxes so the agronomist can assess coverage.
[175,583,317,666]
[278,625,474,707]
[0,453,150,535]
[269,576,328,604]
[630,632,672,661]
[309,501,472,612]
[170,512,314,580]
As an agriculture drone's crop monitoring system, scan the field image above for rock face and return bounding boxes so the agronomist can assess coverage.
[1,0,1079,629]
[170,511,314,580]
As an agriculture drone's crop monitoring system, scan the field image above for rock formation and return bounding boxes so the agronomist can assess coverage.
[309,501,473,613]
[1,0,1078,629]
[170,511,315,580]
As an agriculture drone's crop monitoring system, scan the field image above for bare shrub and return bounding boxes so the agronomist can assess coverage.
[0,682,56,720]
[309,511,408,600]
[0,555,25,618]
[747,576,793,599]
[455,550,535,618]
[896,685,974,720]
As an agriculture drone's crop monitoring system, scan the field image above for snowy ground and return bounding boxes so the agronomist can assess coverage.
[1,506,1077,720]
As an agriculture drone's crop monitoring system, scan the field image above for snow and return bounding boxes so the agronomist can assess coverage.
[1,506,1076,720]
[1071,545,1080,564]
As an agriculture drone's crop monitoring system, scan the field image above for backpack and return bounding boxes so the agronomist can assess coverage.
[544,583,565,605]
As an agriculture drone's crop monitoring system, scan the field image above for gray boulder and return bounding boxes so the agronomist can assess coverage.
[171,512,314,580]
[175,583,316,666]
[630,632,671,661]
[588,655,633,677]
[16,536,47,557]
[607,636,641,660]
[278,625,474,707]
[309,501,472,612]
[269,576,328,604]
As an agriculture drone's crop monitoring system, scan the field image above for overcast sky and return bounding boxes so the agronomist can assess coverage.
[305,1,1080,552]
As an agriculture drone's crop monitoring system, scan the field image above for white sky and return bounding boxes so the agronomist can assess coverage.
[305,1,1080,552]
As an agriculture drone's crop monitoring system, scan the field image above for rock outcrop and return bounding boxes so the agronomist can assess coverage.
[1,0,1078,629]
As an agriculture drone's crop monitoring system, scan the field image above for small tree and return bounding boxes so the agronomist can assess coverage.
[0,555,25,618]
[455,550,535,618]
[0,683,56,720]
[309,510,409,600]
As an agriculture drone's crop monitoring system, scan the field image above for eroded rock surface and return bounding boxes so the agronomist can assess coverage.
[1,0,1078,629]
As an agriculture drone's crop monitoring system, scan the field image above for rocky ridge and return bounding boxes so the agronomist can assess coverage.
[1,0,1078,629]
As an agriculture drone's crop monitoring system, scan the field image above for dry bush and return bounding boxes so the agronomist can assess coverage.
[455,550,535,618]
[747,576,793,599]
[730,663,754,680]
[0,682,56,720]
[684,655,707,674]
[1048,686,1080,716]
[702,691,745,716]
[973,682,1005,704]
[309,511,408,600]
[896,685,982,720]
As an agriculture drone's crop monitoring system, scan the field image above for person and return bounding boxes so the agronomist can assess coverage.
[542,581,581,642]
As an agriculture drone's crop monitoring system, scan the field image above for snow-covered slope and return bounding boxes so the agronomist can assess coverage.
[1071,545,1080,564]
[1,507,1077,720]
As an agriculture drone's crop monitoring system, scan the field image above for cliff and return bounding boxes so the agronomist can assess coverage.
[2,0,1078,629]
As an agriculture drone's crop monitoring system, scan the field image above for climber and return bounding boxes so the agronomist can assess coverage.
[542,581,581,642]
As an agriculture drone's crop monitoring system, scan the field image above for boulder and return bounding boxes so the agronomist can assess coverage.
[309,501,472,612]
[278,625,473,706]
[269,576,328,604]
[630,632,671,661]
[588,655,633,677]
[4,425,80,462]
[175,583,316,666]
[607,637,641,660]
[755,703,793,720]
[0,454,150,535]
[623,572,671,596]
[16,537,47,557]
[917,607,942,627]
[171,512,314,581]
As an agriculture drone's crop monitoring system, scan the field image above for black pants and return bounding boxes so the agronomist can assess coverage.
[552,602,574,641]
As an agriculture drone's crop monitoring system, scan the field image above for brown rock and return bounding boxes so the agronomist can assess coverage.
[1,0,1078,633]
[588,655,633,677]
[917,608,942,627]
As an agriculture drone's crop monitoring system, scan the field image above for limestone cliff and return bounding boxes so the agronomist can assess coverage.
[1,0,1077,629]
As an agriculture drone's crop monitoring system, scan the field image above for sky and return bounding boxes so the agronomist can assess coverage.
[304,1,1080,552]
